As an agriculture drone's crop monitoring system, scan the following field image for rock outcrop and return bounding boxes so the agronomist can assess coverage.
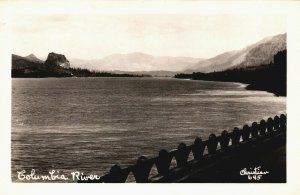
[12,53,72,77]
[44,52,70,68]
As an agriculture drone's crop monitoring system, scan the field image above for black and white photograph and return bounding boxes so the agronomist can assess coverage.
[1,1,300,194]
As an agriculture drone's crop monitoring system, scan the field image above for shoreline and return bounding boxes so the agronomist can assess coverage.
[178,78,286,97]
[12,76,286,97]
[245,83,286,97]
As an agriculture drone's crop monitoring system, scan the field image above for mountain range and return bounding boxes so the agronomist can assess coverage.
[186,33,286,73]
[62,33,287,73]
[12,33,286,76]
[69,53,202,72]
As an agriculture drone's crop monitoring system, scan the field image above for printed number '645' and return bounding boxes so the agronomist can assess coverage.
[248,175,262,180]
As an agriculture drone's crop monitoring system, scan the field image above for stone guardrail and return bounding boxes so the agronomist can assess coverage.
[78,114,286,183]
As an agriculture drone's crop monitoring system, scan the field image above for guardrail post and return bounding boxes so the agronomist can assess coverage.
[207,134,218,154]
[266,117,274,132]
[259,120,267,136]
[132,156,154,183]
[156,149,172,175]
[274,115,280,130]
[220,130,230,149]
[242,125,251,142]
[192,137,205,160]
[174,143,190,166]
[279,114,286,131]
[231,127,241,145]
[251,122,259,138]
[105,165,129,183]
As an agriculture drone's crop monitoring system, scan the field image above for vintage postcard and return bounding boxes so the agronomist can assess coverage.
[0,1,300,195]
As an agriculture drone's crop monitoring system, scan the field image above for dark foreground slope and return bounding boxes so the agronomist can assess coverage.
[175,50,286,96]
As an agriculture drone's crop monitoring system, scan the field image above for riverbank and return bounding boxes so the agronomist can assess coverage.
[174,76,286,96]
[175,50,286,97]
[245,82,286,96]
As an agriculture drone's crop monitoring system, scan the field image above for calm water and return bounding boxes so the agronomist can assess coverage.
[11,77,286,182]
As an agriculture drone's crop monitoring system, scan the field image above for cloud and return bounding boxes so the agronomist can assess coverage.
[11,14,286,59]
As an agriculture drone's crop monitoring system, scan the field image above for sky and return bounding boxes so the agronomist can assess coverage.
[11,14,286,59]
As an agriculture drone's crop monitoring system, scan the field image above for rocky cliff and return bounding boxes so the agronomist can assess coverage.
[44,52,70,68]
[12,52,72,77]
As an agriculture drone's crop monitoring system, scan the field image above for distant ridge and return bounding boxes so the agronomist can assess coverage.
[25,54,44,63]
[69,52,203,72]
[186,33,286,73]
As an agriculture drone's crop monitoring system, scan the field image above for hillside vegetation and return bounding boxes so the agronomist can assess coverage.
[175,50,286,96]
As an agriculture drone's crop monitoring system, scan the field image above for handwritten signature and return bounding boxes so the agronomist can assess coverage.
[240,166,269,181]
